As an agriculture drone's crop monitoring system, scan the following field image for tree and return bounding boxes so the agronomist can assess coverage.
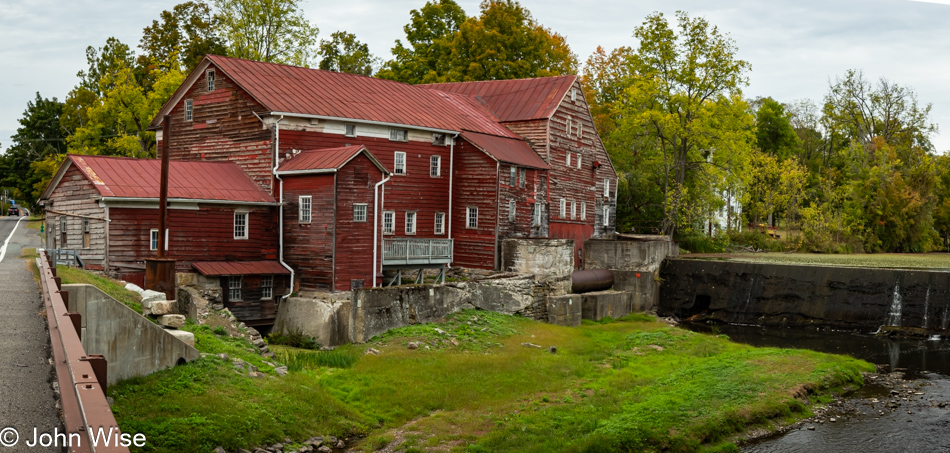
[615,11,753,236]
[0,93,67,208]
[140,1,226,72]
[755,97,800,161]
[214,0,319,66]
[378,0,467,83]
[318,31,379,76]
[378,0,576,83]
[581,45,633,137]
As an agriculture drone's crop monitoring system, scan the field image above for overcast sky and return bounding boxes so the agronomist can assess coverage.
[2,0,949,154]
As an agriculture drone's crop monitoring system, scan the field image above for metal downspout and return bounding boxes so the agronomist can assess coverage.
[372,173,392,287]
[265,114,294,300]
[447,133,459,267]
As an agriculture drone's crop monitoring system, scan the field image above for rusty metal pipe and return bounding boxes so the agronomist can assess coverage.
[571,269,614,293]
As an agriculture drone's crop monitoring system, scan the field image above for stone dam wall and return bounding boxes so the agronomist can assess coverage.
[658,259,950,333]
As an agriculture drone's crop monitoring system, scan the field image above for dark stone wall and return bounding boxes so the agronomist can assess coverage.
[659,259,950,333]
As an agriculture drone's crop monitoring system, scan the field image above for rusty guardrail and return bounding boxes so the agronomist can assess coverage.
[39,250,130,453]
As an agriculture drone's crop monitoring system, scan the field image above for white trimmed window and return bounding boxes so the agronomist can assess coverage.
[509,200,516,222]
[519,168,526,188]
[60,216,67,246]
[383,211,395,234]
[581,201,587,220]
[299,196,312,224]
[579,122,584,138]
[576,154,582,170]
[394,151,406,174]
[566,115,572,134]
[559,198,566,219]
[571,88,577,102]
[354,203,368,222]
[228,276,242,301]
[207,69,215,91]
[234,212,248,239]
[509,166,516,186]
[604,178,611,198]
[603,206,610,226]
[533,203,543,226]
[184,99,193,121]
[571,201,577,220]
[430,155,441,177]
[467,207,478,229]
[261,275,273,299]
[390,128,408,141]
[149,229,169,251]
[405,211,416,234]
[566,152,571,167]
[344,123,356,137]
[435,212,445,235]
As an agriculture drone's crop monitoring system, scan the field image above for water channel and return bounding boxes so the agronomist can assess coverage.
[682,323,950,452]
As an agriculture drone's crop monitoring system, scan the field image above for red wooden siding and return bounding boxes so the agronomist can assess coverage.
[221,274,289,326]
[45,166,108,268]
[281,174,336,291]
[333,154,383,290]
[107,205,278,272]
[450,140,499,269]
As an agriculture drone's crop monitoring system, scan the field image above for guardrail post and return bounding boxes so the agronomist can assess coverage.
[80,355,108,394]
[66,312,81,340]
[53,276,61,290]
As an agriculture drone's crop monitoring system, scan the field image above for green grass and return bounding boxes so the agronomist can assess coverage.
[691,252,950,270]
[55,265,144,313]
[109,310,873,452]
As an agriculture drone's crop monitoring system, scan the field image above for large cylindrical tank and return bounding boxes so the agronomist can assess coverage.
[571,269,614,293]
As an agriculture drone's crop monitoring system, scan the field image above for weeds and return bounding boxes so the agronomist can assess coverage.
[268,330,320,349]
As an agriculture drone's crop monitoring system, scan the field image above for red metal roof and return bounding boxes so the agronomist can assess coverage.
[276,145,389,174]
[423,76,577,123]
[201,55,519,138]
[461,132,550,169]
[192,260,290,276]
[66,155,274,203]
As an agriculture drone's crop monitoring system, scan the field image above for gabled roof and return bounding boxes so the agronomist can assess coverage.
[423,76,578,123]
[276,145,389,175]
[461,132,550,170]
[40,155,275,204]
[150,55,519,138]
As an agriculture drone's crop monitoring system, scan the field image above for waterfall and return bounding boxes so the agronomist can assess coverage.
[922,287,931,329]
[887,284,903,327]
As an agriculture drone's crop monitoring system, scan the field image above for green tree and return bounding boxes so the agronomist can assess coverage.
[581,45,633,138]
[755,97,800,161]
[0,93,67,208]
[378,0,467,83]
[318,31,379,76]
[214,0,319,66]
[140,1,226,72]
[615,11,753,236]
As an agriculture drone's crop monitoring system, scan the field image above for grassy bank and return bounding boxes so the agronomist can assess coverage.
[688,252,950,270]
[54,265,143,313]
[109,311,873,452]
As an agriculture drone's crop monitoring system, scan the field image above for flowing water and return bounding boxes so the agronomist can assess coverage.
[682,323,950,452]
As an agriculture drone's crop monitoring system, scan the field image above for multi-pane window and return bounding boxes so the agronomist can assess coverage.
[390,128,408,141]
[149,229,169,251]
[234,212,248,239]
[405,212,416,234]
[354,204,368,222]
[228,276,242,301]
[383,211,395,234]
[559,198,567,218]
[509,166,516,186]
[603,206,610,226]
[467,207,478,228]
[533,203,543,226]
[299,196,312,223]
[394,151,406,174]
[571,201,577,220]
[435,212,445,235]
[344,123,356,137]
[430,155,441,177]
[519,168,526,188]
[207,69,215,91]
[509,200,516,222]
[603,178,611,198]
[261,275,273,300]
[184,99,193,121]
[581,201,587,220]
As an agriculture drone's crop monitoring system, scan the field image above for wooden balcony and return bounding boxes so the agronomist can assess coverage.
[382,238,453,267]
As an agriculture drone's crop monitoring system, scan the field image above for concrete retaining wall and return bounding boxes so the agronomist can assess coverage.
[62,284,200,385]
[584,239,678,272]
[501,238,574,279]
[547,294,582,326]
[581,290,632,321]
[658,259,950,333]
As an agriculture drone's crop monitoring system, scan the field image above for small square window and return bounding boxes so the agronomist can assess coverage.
[299,196,312,224]
[184,99,193,121]
[509,200,516,222]
[405,211,416,234]
[354,204,368,222]
[390,128,408,141]
[261,275,273,299]
[435,212,445,235]
[519,168,526,188]
[430,155,441,177]
[383,211,395,234]
[228,276,242,301]
[467,207,478,229]
[344,123,356,137]
[394,152,406,174]
[207,69,215,91]
[149,229,169,251]
[234,212,248,239]
[432,133,446,146]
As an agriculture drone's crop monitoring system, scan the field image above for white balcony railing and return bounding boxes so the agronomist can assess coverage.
[383,238,453,266]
